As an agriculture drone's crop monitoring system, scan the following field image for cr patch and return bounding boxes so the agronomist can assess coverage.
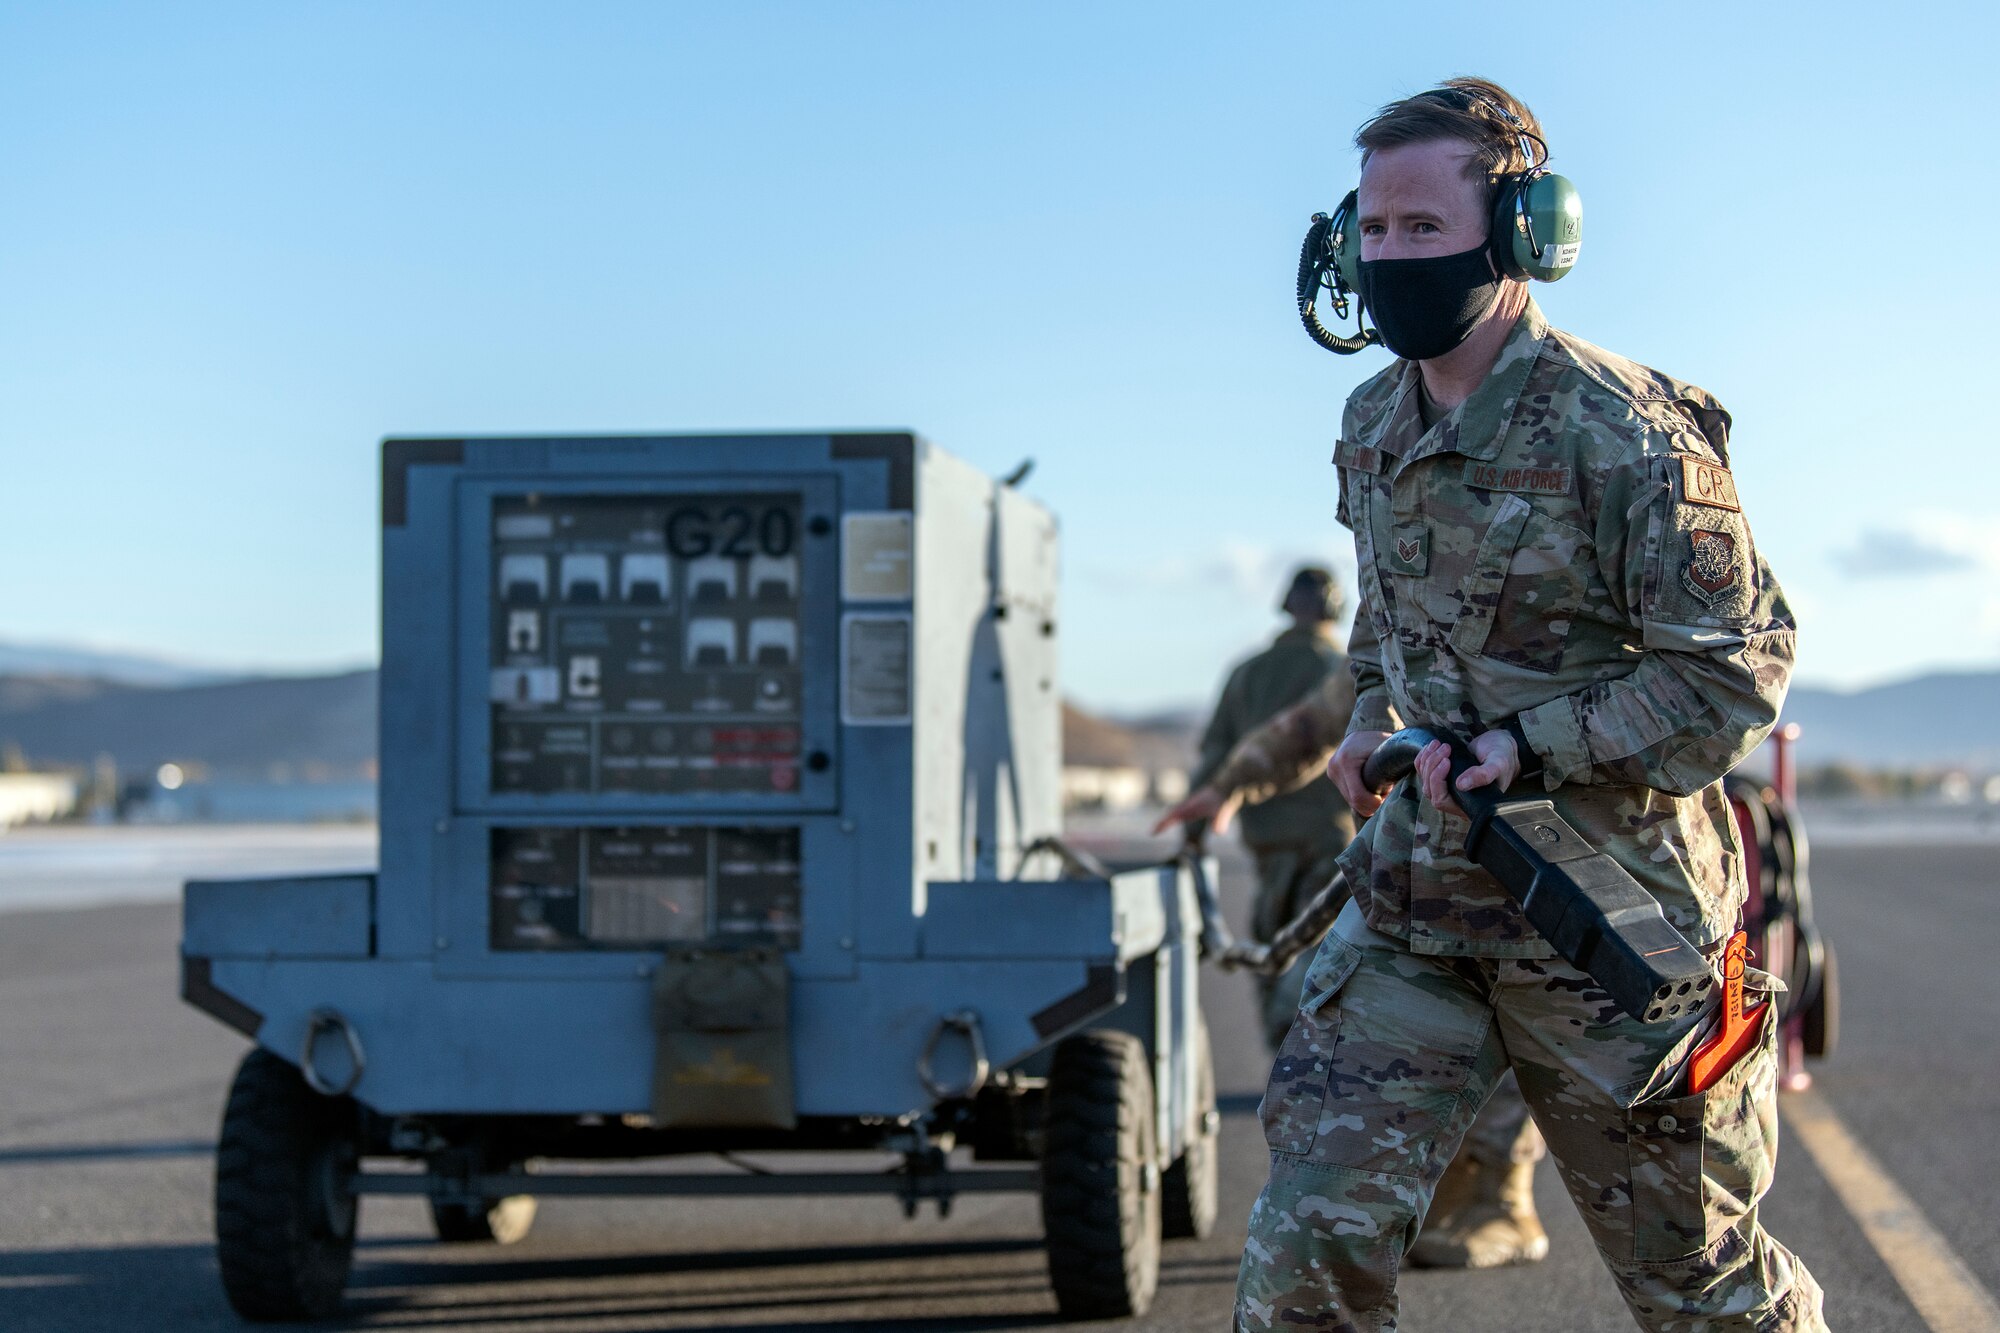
[1679,457,1741,511]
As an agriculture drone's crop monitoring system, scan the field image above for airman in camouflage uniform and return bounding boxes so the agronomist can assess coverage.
[1235,78,1826,1332]
[1186,568,1357,1049]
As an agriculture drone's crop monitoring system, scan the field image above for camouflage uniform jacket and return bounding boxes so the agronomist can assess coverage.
[1191,626,1352,847]
[1335,298,1796,958]
[1206,671,1357,809]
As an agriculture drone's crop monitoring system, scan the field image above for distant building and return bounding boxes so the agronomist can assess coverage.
[1060,702,1192,814]
[1061,765,1151,813]
[1058,764,1191,814]
[0,773,80,829]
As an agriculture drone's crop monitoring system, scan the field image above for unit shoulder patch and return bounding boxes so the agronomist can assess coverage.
[1463,461,1572,496]
[1679,456,1741,511]
[1680,528,1741,605]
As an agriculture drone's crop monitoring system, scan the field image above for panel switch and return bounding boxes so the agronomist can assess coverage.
[507,610,541,653]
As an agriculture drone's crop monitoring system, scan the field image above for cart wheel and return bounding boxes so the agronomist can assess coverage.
[1041,1029,1161,1319]
[214,1047,359,1321]
[431,1193,538,1244]
[1804,942,1838,1059]
[1162,1017,1219,1240]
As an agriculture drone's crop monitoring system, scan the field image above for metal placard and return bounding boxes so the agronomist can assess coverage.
[842,613,912,725]
[841,512,914,601]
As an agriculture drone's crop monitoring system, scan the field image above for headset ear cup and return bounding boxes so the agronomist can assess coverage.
[1519,172,1582,281]
[1492,172,1583,282]
[1331,189,1362,295]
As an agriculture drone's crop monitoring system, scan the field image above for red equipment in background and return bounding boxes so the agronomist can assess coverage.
[1725,724,1838,1091]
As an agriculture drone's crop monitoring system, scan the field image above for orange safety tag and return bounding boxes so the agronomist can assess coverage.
[1687,932,1765,1095]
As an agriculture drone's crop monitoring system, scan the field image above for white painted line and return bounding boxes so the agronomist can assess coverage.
[1784,1087,2000,1333]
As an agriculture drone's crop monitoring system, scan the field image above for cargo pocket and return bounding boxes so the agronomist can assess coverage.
[1627,972,1781,1262]
[1259,937,1364,1157]
[1450,497,1591,674]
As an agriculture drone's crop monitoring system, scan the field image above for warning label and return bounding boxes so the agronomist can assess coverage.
[843,613,912,724]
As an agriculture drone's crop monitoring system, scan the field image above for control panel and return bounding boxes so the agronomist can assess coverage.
[487,493,806,796]
[378,432,1060,980]
[489,825,803,952]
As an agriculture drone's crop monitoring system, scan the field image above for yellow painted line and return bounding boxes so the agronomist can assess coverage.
[1784,1087,2000,1333]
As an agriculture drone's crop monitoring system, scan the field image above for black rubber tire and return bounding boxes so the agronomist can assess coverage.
[431,1194,538,1244]
[213,1047,359,1321]
[1162,1017,1219,1240]
[1040,1029,1162,1320]
[1803,941,1839,1059]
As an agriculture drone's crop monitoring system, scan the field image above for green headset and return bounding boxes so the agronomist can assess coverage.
[1298,86,1583,355]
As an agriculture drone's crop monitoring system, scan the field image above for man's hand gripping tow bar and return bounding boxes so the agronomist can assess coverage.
[1181,726,1727,1026]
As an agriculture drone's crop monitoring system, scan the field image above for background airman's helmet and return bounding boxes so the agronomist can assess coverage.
[1280,565,1344,622]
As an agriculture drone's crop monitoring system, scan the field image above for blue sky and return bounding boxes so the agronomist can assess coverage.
[4,2,1996,712]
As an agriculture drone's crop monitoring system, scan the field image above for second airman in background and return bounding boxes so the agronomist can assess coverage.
[1175,568,1355,1050]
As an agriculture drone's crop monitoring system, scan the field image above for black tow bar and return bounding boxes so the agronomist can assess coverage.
[1191,727,1717,1025]
[1368,727,1715,1023]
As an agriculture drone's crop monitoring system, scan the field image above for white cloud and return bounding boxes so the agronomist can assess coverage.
[1087,536,1357,605]
[1829,516,2000,580]
[1974,591,2000,639]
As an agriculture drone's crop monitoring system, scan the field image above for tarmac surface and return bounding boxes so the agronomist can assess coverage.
[1,823,1996,1331]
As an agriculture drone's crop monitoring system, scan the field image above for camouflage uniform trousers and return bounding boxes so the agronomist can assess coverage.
[1236,907,1826,1332]
[1247,833,1353,1051]
[1250,837,1544,1172]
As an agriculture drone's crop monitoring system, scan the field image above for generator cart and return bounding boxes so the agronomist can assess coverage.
[181,433,1219,1322]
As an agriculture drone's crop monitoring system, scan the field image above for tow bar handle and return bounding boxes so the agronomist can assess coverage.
[1178,831,1237,962]
[1183,827,1353,979]
[1371,727,1716,1024]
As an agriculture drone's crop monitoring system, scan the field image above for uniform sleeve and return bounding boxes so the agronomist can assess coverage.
[1209,672,1356,805]
[1188,665,1245,791]
[1514,438,1796,794]
[1344,608,1401,735]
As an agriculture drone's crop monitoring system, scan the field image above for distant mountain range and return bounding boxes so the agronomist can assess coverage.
[0,639,241,688]
[0,668,377,779]
[1081,672,2000,775]
[1774,670,2000,770]
[1,638,1994,778]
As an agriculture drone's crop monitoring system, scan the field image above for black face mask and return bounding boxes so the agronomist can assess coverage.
[1355,243,1504,361]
